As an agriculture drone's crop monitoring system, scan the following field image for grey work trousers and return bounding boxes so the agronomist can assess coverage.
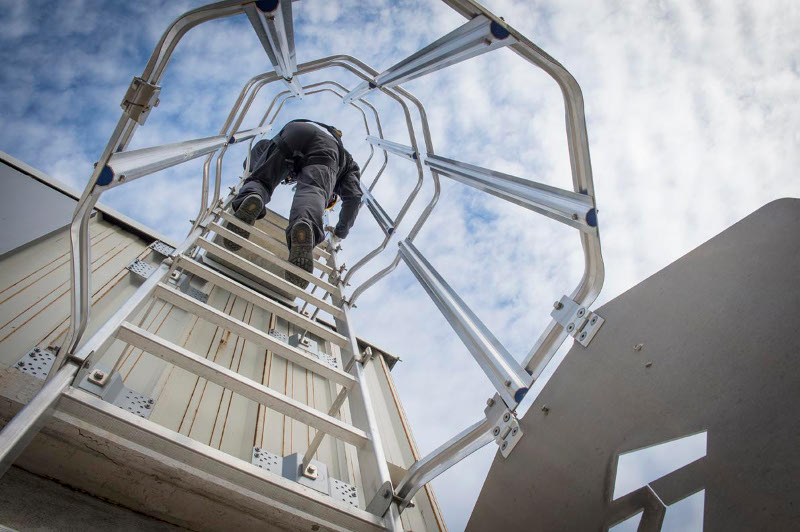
[232,122,339,247]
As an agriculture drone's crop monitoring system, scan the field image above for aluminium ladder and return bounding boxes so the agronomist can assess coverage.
[0,1,605,530]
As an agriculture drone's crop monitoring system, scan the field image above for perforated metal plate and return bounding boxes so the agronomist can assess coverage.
[186,286,209,304]
[149,240,175,257]
[15,346,57,380]
[251,447,282,475]
[126,259,156,280]
[268,330,289,343]
[111,388,155,420]
[330,478,359,507]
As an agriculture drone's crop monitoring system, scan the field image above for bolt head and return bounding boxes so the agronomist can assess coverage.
[567,323,575,332]
[571,213,579,220]
[307,465,316,473]
[17,361,25,367]
[501,441,508,450]
[634,343,644,352]
[503,412,511,422]
[512,427,518,436]
[92,370,105,380]
[504,379,512,387]
[579,332,587,340]
[577,308,586,317]
[486,397,495,407]
[553,301,563,310]
[493,426,500,436]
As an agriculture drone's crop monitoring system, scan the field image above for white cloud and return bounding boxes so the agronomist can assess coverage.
[2,0,799,530]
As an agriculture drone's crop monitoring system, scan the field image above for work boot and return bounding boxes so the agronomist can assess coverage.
[223,194,263,251]
[285,221,314,289]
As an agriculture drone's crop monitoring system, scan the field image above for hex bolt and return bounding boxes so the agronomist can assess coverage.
[634,343,644,352]
[17,361,25,367]
[148,399,154,404]
[504,379,512,387]
[553,301,563,310]
[92,370,105,380]
[486,397,495,407]
[29,352,37,357]
[145,404,151,409]
[645,362,653,368]
[492,426,501,436]
[254,447,260,452]
[571,213,579,220]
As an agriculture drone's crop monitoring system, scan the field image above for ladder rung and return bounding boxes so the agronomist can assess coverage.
[219,211,331,262]
[175,256,348,348]
[116,322,369,449]
[365,136,418,161]
[211,223,338,291]
[154,283,355,388]
[196,238,344,320]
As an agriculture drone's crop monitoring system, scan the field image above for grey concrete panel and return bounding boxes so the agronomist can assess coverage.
[467,198,800,531]
[0,466,184,531]
[0,161,77,256]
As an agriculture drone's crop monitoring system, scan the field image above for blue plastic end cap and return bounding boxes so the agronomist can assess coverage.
[411,152,418,160]
[586,208,598,227]
[229,136,236,144]
[514,387,529,403]
[387,227,394,235]
[490,21,511,40]
[368,81,378,89]
[97,166,114,186]
[256,0,280,12]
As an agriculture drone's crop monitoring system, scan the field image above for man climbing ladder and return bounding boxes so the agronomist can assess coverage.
[224,119,363,288]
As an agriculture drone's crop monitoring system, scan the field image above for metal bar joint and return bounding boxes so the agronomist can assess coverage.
[120,76,161,125]
[552,295,604,347]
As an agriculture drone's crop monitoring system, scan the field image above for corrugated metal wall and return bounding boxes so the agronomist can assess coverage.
[0,163,446,531]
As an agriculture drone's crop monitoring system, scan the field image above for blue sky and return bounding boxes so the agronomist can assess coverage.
[2,0,800,530]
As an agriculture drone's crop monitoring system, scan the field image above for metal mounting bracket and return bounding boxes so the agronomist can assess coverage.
[365,480,394,517]
[126,259,157,280]
[121,76,161,125]
[551,295,605,347]
[14,346,59,380]
[78,365,155,419]
[485,394,523,458]
[149,240,176,257]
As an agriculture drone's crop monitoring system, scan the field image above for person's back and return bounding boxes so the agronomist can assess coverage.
[224,119,362,288]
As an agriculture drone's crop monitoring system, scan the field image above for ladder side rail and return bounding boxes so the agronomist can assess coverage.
[441,0,605,376]
[326,247,403,531]
[0,361,80,477]
[398,240,531,405]
[360,185,395,236]
[425,154,598,232]
[365,136,417,161]
[4,219,207,473]
[394,416,494,512]
[343,15,516,103]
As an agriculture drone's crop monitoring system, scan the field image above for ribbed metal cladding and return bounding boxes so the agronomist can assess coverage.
[398,239,531,406]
